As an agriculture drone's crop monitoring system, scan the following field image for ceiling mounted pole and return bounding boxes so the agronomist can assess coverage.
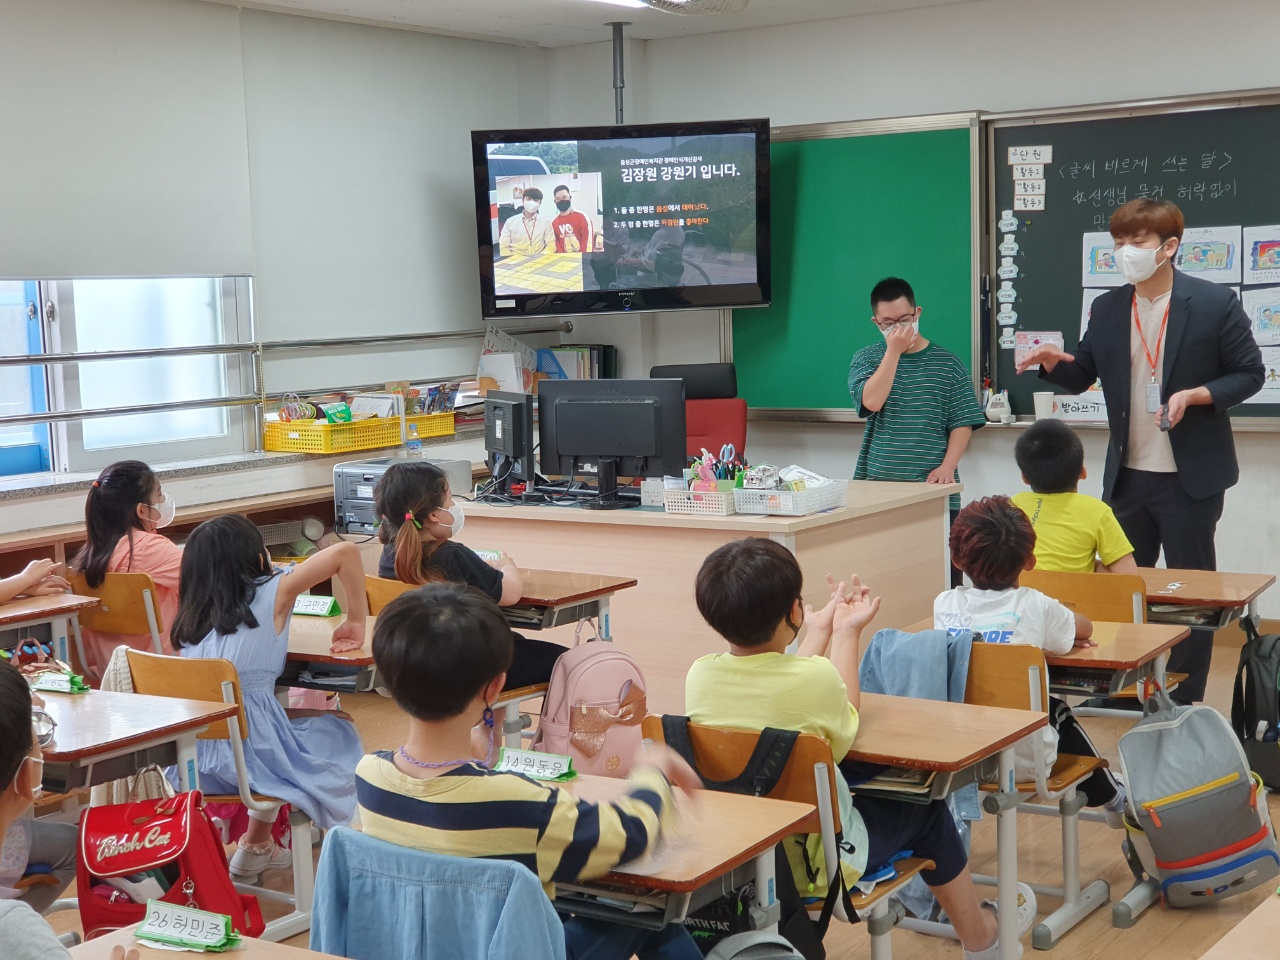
[605,21,630,124]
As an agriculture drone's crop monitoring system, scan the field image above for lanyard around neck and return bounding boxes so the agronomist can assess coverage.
[1131,295,1171,383]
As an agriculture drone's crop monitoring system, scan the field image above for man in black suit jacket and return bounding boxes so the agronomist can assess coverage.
[1019,198,1263,702]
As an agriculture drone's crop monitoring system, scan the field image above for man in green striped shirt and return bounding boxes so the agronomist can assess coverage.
[848,277,985,520]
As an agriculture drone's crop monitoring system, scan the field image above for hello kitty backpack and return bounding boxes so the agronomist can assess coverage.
[531,621,647,777]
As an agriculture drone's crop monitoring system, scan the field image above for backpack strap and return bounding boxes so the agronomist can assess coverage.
[660,715,799,797]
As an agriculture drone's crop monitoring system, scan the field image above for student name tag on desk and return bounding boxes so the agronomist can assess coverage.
[293,595,340,617]
[31,671,88,694]
[136,899,242,952]
[496,748,577,782]
[474,549,502,563]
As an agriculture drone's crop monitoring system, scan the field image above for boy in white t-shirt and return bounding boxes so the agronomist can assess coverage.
[935,495,1126,827]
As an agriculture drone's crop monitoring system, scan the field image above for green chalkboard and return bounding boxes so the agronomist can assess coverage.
[991,98,1280,419]
[733,125,977,411]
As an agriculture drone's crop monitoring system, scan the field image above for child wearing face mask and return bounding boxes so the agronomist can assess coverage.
[171,515,368,880]
[71,460,184,678]
[0,667,141,960]
[373,461,564,690]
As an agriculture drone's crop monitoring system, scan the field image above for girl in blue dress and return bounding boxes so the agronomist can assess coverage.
[170,514,367,881]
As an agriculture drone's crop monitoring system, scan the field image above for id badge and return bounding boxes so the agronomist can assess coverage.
[1145,381,1162,414]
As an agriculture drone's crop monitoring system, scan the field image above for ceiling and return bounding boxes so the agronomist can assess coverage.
[209,0,980,48]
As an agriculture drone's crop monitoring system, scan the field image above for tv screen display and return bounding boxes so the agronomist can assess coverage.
[472,119,770,319]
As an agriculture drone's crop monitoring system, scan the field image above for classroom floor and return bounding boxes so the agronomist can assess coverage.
[45,628,1272,959]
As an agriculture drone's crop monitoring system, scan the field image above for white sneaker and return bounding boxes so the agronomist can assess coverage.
[963,882,1037,960]
[228,840,293,883]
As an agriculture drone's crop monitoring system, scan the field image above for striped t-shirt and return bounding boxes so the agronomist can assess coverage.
[848,341,985,510]
[355,752,673,897]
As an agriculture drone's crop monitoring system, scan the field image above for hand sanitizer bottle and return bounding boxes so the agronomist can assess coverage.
[405,423,422,458]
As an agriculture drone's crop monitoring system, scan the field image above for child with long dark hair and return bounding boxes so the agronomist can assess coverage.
[373,461,563,689]
[71,460,182,678]
[171,514,367,880]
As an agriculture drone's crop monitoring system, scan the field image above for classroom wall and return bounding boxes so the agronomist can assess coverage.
[0,0,551,397]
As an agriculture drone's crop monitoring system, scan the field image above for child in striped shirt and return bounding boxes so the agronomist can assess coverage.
[848,277,986,515]
[356,582,703,960]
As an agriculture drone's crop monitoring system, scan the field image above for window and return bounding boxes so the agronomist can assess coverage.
[0,277,255,477]
[0,282,51,477]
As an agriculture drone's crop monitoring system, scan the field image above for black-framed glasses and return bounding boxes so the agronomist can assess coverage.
[32,708,56,747]
[873,312,918,332]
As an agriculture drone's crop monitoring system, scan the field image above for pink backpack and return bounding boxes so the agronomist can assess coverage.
[532,622,647,777]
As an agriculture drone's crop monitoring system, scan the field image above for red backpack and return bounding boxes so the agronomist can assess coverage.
[78,790,264,940]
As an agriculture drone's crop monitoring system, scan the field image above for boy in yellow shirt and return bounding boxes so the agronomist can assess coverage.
[1012,419,1136,573]
[686,538,1036,960]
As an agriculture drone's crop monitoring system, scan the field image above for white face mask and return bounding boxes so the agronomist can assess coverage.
[148,492,176,529]
[434,502,465,537]
[523,199,540,214]
[1114,242,1168,285]
[880,321,919,341]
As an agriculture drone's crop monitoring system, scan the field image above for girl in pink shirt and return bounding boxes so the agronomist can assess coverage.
[72,461,182,678]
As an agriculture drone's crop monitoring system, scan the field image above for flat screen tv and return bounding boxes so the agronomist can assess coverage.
[472,118,770,319]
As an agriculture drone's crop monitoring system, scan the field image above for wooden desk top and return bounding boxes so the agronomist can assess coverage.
[569,774,812,893]
[464,480,957,534]
[902,618,1190,672]
[0,593,100,628]
[1045,621,1190,671]
[70,925,339,958]
[40,690,238,763]
[1198,894,1280,960]
[287,615,376,666]
[516,568,638,606]
[846,693,1046,773]
[1139,567,1276,608]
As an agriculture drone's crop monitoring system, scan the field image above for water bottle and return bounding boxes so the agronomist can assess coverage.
[404,423,422,459]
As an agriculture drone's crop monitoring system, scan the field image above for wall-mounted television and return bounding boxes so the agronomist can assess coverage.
[471,118,770,319]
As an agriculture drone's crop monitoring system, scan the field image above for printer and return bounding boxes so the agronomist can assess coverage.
[334,456,473,534]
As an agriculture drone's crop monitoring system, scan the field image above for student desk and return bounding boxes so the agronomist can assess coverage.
[557,774,814,931]
[69,925,339,959]
[39,689,237,793]
[1198,894,1280,960]
[902,617,1191,701]
[845,693,1048,960]
[0,593,101,665]
[286,568,639,687]
[1140,566,1276,630]
[1045,621,1190,700]
[425,481,959,714]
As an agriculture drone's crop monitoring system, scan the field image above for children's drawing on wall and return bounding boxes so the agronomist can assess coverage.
[1080,289,1106,340]
[1243,226,1280,285]
[1174,226,1242,284]
[1246,345,1280,404]
[1081,232,1123,287]
[1242,287,1280,347]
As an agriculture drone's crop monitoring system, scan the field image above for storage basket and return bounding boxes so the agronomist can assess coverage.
[732,481,849,517]
[663,489,737,517]
[263,412,455,454]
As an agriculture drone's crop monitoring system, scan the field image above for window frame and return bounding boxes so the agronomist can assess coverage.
[41,276,258,473]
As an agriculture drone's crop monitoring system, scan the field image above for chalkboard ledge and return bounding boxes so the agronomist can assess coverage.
[748,408,864,423]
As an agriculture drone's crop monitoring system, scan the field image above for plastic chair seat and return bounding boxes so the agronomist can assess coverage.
[1112,672,1189,698]
[979,753,1108,795]
[847,857,935,910]
[204,793,285,807]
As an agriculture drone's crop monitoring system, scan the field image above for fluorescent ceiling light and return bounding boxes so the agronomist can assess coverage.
[581,0,649,8]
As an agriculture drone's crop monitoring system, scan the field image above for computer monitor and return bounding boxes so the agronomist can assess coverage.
[538,379,687,509]
[483,391,537,497]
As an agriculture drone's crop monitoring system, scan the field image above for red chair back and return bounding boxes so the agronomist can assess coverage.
[685,398,747,459]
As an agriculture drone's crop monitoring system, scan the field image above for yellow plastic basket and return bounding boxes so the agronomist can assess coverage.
[263,412,455,454]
